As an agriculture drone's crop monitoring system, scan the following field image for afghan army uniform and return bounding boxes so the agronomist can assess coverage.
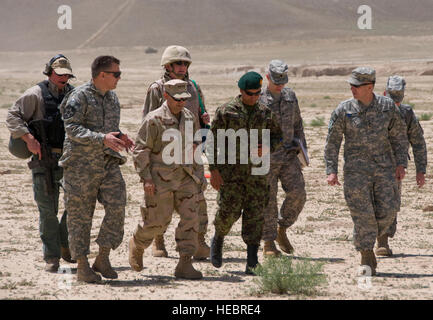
[143,48,209,259]
[129,79,203,279]
[208,72,283,274]
[59,80,127,279]
[259,60,307,256]
[5,56,75,272]
[324,67,408,274]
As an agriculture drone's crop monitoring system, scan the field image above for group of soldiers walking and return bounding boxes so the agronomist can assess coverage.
[5,45,427,283]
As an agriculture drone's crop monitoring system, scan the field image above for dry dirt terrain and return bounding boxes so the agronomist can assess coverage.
[1,36,433,301]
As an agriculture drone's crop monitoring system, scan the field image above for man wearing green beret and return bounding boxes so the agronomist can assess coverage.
[207,71,283,275]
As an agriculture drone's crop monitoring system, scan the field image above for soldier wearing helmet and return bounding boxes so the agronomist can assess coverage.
[5,54,76,273]
[139,45,210,260]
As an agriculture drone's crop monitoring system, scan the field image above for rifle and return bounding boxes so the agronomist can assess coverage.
[27,119,58,195]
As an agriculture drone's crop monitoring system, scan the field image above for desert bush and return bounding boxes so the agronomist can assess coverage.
[252,256,327,295]
[310,117,326,127]
[419,113,433,121]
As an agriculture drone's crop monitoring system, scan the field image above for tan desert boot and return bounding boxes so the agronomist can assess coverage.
[276,226,294,254]
[375,234,393,256]
[174,255,203,280]
[152,234,168,257]
[92,247,118,279]
[44,258,60,273]
[77,256,102,283]
[360,250,377,276]
[263,240,281,257]
[129,237,144,272]
[193,233,210,260]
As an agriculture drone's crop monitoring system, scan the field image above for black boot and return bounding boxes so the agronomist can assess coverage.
[210,234,224,268]
[245,244,259,275]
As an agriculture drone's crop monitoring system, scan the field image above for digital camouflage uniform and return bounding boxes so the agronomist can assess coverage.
[143,72,208,234]
[6,80,72,262]
[132,102,201,256]
[324,94,409,251]
[259,86,307,241]
[208,95,283,245]
[59,80,127,260]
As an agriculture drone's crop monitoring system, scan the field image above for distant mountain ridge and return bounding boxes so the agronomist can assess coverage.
[1,0,432,52]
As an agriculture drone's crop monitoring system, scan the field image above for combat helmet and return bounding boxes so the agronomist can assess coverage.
[160,45,192,66]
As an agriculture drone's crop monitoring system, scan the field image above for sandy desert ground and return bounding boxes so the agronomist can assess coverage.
[1,37,433,301]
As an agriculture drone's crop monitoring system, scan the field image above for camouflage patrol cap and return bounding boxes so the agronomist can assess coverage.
[386,75,406,103]
[347,67,376,86]
[160,45,192,66]
[164,79,191,99]
[238,71,263,90]
[51,56,74,76]
[268,60,289,85]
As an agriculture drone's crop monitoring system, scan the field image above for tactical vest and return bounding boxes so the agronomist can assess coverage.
[36,80,73,149]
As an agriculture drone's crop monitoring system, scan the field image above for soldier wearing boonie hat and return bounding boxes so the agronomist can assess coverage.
[5,54,76,273]
[141,46,211,260]
[259,60,307,257]
[325,66,409,275]
[164,79,192,100]
[207,71,283,275]
[378,75,427,257]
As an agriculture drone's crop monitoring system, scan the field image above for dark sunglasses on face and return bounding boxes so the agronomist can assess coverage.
[173,61,189,67]
[104,71,122,78]
[350,82,372,88]
[244,89,261,96]
[169,94,188,102]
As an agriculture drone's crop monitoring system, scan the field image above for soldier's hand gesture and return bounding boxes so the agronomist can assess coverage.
[21,133,42,160]
[327,173,341,186]
[416,172,425,188]
[395,165,406,181]
[104,132,126,152]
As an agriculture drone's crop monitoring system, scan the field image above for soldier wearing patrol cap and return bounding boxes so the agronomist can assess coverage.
[207,71,283,275]
[5,54,75,273]
[129,79,203,280]
[377,75,427,256]
[142,45,210,260]
[324,67,409,275]
[259,60,307,257]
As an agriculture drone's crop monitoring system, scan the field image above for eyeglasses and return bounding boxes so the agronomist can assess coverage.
[104,71,122,78]
[169,94,188,102]
[244,89,261,96]
[173,61,190,67]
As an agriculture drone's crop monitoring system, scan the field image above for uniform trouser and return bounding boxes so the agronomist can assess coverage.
[214,177,269,246]
[32,165,69,261]
[385,180,402,238]
[343,168,400,251]
[133,174,200,256]
[63,156,126,260]
[262,158,306,241]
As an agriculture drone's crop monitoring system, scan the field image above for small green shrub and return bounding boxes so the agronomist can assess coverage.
[419,113,433,121]
[310,117,326,127]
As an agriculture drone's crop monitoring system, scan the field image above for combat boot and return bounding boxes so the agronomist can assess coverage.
[44,258,59,273]
[152,234,168,257]
[263,240,281,257]
[174,255,203,280]
[375,234,393,257]
[245,244,260,275]
[129,237,144,272]
[77,256,102,283]
[210,234,224,268]
[360,250,377,276]
[92,246,118,279]
[276,226,294,254]
[61,247,76,263]
[193,233,210,260]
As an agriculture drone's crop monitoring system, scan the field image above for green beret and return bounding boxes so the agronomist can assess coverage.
[238,71,263,90]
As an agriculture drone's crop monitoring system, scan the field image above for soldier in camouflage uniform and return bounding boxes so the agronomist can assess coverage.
[375,75,428,256]
[142,45,210,260]
[5,54,75,273]
[324,67,409,275]
[59,56,134,283]
[208,72,283,275]
[259,60,307,257]
[129,79,203,280]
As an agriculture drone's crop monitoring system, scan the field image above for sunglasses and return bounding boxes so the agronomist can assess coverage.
[169,94,188,102]
[244,89,261,96]
[173,61,190,66]
[350,82,372,88]
[104,71,122,78]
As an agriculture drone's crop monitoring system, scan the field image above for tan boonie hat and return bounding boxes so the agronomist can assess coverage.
[347,67,376,86]
[164,79,191,99]
[51,57,74,76]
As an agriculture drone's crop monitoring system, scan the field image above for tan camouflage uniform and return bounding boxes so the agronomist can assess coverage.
[59,80,127,260]
[324,94,409,251]
[259,87,306,241]
[143,72,208,234]
[132,102,201,256]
